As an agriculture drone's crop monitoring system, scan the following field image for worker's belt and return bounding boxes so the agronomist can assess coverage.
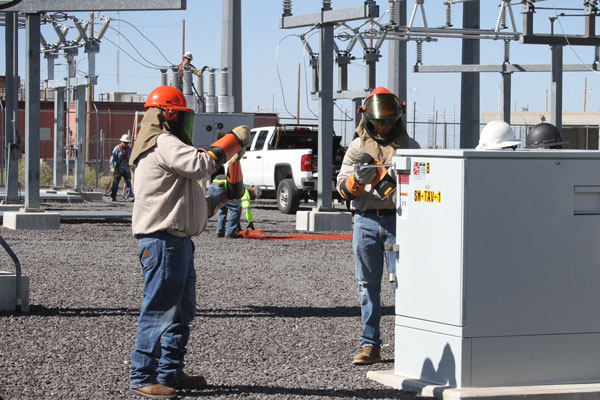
[356,209,396,217]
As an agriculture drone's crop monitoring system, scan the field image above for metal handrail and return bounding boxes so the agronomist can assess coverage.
[0,234,22,312]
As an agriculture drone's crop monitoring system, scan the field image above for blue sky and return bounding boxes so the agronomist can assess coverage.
[2,0,599,145]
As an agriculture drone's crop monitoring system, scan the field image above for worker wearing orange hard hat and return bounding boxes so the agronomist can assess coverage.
[127,85,250,399]
[337,86,420,366]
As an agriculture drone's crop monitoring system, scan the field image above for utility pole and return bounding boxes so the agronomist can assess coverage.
[86,12,94,164]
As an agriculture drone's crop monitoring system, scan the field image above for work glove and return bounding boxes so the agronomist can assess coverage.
[345,146,377,185]
[354,164,377,185]
[246,222,255,231]
[232,125,251,159]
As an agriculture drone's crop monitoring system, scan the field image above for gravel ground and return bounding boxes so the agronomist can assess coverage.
[0,196,419,400]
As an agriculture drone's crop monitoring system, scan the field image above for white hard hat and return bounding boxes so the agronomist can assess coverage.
[476,121,521,150]
[183,51,193,60]
[120,134,131,143]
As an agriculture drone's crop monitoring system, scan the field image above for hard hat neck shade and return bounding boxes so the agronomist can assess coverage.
[365,117,403,145]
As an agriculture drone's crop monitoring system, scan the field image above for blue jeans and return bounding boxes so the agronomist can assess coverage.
[208,183,241,236]
[353,212,396,350]
[130,232,196,388]
[111,172,133,199]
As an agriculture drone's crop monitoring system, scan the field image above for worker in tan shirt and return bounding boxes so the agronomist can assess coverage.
[128,85,250,399]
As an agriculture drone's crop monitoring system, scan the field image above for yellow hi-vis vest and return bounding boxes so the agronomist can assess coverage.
[212,179,254,223]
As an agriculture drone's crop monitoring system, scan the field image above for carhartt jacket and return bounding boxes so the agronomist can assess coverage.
[336,116,420,211]
[131,109,224,237]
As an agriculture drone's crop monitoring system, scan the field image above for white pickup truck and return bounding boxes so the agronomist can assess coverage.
[236,124,345,214]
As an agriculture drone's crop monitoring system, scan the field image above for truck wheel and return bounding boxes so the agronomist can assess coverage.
[277,178,300,214]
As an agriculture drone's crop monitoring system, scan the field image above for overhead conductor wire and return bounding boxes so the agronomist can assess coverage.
[276,34,302,119]
[551,0,600,77]
[105,16,176,66]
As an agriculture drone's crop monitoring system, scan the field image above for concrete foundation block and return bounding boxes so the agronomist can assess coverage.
[3,210,60,230]
[368,370,600,400]
[80,192,103,202]
[0,205,22,212]
[0,272,30,312]
[296,210,352,232]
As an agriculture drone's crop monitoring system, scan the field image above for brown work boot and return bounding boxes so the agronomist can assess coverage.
[129,383,176,399]
[352,346,382,365]
[164,373,207,390]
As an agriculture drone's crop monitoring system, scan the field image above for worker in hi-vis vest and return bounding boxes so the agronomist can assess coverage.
[208,177,261,238]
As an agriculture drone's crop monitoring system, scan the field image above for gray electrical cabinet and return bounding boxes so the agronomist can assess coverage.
[192,113,254,148]
[393,149,600,388]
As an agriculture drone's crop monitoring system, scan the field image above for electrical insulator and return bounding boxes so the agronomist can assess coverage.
[416,40,423,65]
[500,6,507,29]
[282,0,292,16]
[504,39,510,63]
[445,2,452,27]
[322,0,332,11]
[96,18,111,41]
[389,0,397,25]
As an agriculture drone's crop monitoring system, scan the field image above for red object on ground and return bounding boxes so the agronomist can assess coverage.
[238,229,351,241]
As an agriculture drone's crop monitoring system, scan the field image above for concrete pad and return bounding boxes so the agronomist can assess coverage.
[79,191,104,202]
[0,272,29,312]
[368,370,600,400]
[296,209,352,232]
[3,209,60,230]
[0,205,22,212]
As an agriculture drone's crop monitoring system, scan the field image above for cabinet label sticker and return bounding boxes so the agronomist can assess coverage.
[414,190,441,203]
[413,162,430,180]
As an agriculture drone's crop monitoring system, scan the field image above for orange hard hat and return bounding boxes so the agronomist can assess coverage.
[144,85,194,121]
[361,86,401,124]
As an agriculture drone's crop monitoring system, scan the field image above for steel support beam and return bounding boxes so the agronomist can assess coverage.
[24,12,40,210]
[501,72,511,124]
[414,63,598,73]
[74,86,85,190]
[317,23,334,210]
[460,0,480,149]
[551,45,563,134]
[221,0,242,113]
[53,86,64,187]
[280,3,379,29]
[4,12,19,203]
[387,0,407,102]
[521,34,600,46]
[3,0,186,12]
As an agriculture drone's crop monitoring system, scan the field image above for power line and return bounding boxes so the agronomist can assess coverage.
[104,16,176,66]
[101,35,160,70]
[106,25,165,69]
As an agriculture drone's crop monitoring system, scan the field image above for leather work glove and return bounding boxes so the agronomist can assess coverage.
[232,125,251,159]
[345,146,377,184]
[110,165,116,176]
[246,222,255,231]
[354,164,377,185]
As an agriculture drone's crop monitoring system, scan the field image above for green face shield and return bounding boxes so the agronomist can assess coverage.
[363,94,401,125]
[168,110,195,146]
[180,111,195,144]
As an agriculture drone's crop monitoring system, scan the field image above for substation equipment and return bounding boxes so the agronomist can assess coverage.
[391,148,600,389]
[0,1,186,309]
[281,0,600,218]
[165,65,255,149]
